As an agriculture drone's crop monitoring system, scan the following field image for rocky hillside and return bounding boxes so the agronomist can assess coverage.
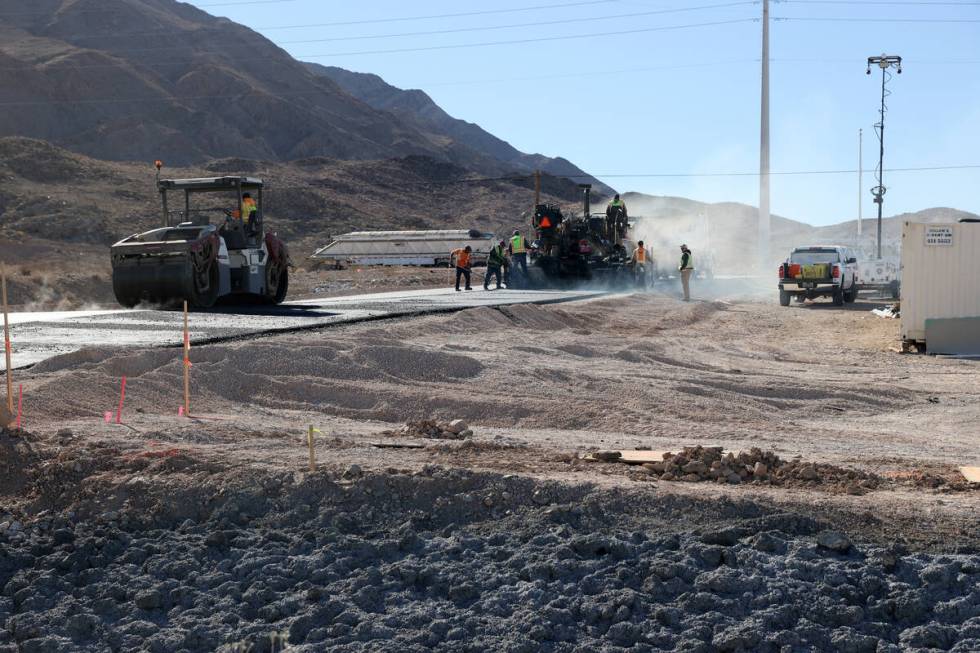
[0,137,582,251]
[307,64,613,195]
[0,0,606,191]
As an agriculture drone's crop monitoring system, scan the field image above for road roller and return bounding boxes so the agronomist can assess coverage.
[110,170,290,309]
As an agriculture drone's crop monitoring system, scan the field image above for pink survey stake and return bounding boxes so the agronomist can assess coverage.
[116,376,127,424]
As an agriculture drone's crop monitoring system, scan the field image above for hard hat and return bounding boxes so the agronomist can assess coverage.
[614,194,620,200]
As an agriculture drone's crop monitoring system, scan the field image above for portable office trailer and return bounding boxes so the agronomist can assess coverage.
[900,221,980,353]
[312,230,496,267]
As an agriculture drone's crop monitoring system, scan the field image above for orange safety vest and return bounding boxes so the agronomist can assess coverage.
[452,248,471,268]
[634,247,647,263]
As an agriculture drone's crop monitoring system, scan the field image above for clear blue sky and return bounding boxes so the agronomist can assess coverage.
[190,0,980,226]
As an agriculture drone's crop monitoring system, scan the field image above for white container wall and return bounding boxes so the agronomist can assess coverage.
[900,221,980,344]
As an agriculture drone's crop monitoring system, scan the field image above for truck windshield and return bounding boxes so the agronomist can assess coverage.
[790,250,840,264]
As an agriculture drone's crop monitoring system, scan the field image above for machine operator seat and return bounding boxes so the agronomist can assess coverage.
[220,217,248,250]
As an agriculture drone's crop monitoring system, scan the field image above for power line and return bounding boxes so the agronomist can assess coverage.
[350,164,980,187]
[774,16,980,22]
[56,0,621,38]
[0,17,758,71]
[0,0,304,16]
[253,0,621,29]
[46,2,757,57]
[781,1,980,5]
[0,60,760,106]
[295,18,758,58]
[423,60,758,87]
[566,164,980,178]
[276,2,757,45]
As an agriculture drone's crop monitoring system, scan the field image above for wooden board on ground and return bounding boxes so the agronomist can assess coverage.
[371,442,426,449]
[584,450,670,464]
[960,466,980,483]
[618,450,670,464]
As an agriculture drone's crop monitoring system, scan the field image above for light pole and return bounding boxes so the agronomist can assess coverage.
[857,128,862,240]
[758,0,770,270]
[866,54,902,260]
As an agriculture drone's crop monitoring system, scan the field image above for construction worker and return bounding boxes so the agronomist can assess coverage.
[484,240,506,290]
[450,245,473,291]
[509,230,528,277]
[679,244,694,301]
[630,240,649,283]
[606,194,627,218]
[241,192,257,224]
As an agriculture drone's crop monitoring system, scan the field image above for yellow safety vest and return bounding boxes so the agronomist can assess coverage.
[241,199,256,223]
[511,234,526,254]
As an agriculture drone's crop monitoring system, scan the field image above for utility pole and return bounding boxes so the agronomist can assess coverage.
[758,0,770,270]
[534,169,541,207]
[858,128,863,239]
[866,54,902,260]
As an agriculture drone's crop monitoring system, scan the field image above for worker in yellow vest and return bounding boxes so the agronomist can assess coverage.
[240,193,257,225]
[508,230,528,277]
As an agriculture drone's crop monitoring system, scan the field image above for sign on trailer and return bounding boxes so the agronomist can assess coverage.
[924,226,954,246]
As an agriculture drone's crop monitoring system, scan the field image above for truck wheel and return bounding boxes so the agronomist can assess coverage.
[844,286,858,303]
[890,280,900,300]
[779,289,791,306]
[832,289,844,306]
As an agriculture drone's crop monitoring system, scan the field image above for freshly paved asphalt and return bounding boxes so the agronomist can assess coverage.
[6,288,606,368]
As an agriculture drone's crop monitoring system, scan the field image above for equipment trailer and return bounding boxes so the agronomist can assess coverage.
[111,173,289,308]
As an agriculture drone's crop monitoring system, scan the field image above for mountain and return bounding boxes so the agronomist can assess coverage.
[0,0,606,192]
[0,0,448,165]
[306,64,614,196]
[621,192,980,269]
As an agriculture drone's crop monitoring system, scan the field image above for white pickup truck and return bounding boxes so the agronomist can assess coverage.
[778,246,859,306]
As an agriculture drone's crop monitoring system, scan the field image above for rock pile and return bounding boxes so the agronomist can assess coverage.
[388,419,474,440]
[630,446,880,492]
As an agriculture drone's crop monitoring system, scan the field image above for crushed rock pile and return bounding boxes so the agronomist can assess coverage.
[384,419,474,440]
[0,465,978,653]
[600,446,882,494]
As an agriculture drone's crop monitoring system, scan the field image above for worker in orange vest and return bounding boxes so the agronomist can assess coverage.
[630,240,651,284]
[450,245,473,291]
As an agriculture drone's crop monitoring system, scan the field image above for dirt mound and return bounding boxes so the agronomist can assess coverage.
[591,446,976,494]
[382,419,473,440]
[646,446,880,493]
